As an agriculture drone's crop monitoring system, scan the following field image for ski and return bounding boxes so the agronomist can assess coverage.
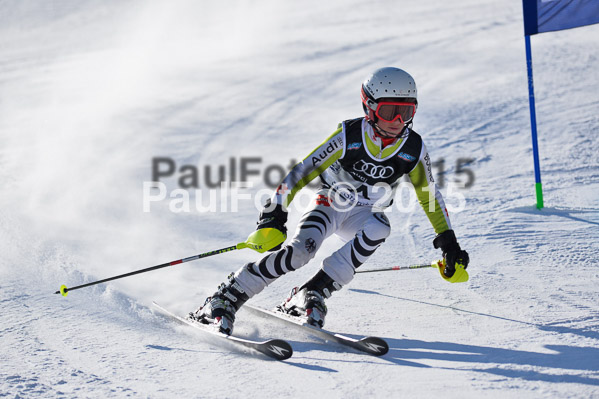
[152,302,293,361]
[244,304,389,356]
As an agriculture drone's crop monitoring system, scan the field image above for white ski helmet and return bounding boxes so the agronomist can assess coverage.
[361,67,418,123]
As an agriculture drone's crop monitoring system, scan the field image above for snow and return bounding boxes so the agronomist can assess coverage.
[1,0,599,397]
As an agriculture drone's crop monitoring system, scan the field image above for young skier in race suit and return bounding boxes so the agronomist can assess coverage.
[191,67,470,334]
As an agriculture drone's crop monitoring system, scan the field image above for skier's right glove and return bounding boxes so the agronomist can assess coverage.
[433,229,469,278]
[256,199,288,251]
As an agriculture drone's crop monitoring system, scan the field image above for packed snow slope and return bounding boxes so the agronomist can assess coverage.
[1,0,598,398]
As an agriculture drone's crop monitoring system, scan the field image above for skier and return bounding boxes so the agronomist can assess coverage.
[190,67,470,334]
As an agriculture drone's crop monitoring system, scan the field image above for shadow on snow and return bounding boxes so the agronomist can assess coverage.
[349,288,599,386]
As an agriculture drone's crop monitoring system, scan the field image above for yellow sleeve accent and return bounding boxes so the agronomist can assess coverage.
[277,127,344,207]
[408,161,451,234]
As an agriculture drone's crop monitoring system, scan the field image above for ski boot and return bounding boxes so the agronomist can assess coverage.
[277,270,342,328]
[189,273,249,335]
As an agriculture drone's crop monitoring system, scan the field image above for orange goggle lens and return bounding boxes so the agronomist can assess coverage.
[375,102,416,123]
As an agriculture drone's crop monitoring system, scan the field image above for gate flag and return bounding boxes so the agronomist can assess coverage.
[521,0,599,209]
[523,0,599,35]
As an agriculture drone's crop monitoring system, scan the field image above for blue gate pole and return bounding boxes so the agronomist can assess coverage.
[524,34,544,209]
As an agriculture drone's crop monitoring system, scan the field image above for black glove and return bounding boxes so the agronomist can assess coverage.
[433,229,469,278]
[257,199,288,251]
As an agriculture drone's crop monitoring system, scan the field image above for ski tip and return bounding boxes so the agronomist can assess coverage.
[264,339,293,361]
[359,337,389,356]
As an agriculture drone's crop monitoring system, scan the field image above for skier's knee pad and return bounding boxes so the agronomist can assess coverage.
[321,212,390,286]
[362,212,391,242]
[287,232,321,267]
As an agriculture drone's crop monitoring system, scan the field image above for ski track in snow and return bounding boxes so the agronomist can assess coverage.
[1,0,599,398]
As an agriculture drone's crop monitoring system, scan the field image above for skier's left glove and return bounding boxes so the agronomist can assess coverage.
[433,229,469,278]
[256,199,288,251]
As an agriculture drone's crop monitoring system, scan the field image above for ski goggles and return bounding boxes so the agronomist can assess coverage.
[374,101,416,124]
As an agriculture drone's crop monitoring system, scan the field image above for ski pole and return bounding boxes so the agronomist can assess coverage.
[55,227,287,297]
[355,261,439,274]
[55,244,240,297]
[357,259,469,283]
